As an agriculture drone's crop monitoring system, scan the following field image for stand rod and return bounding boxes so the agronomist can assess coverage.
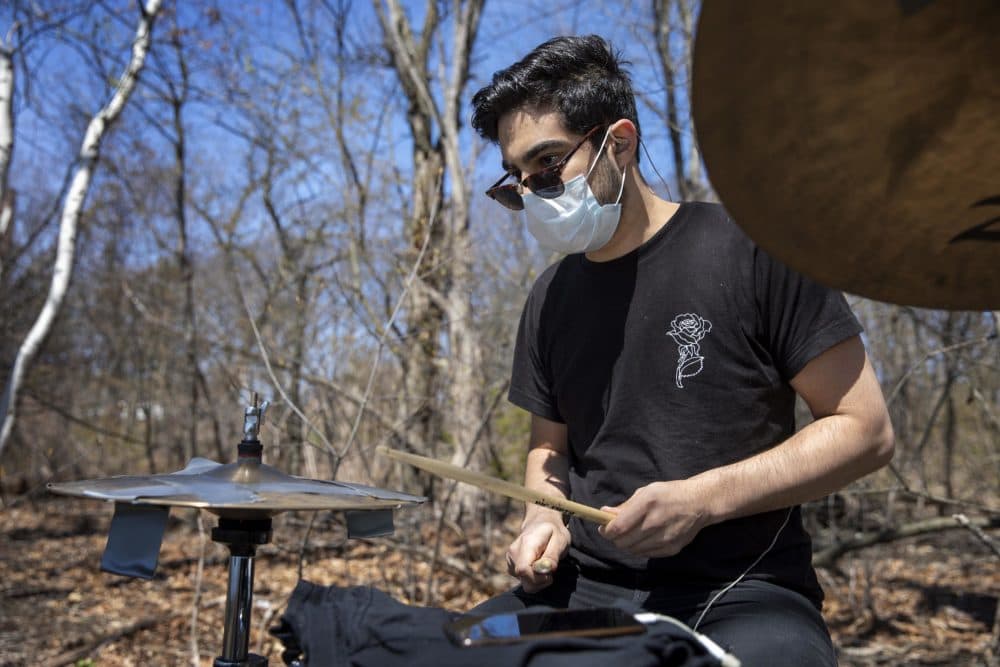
[212,517,272,667]
[221,552,256,662]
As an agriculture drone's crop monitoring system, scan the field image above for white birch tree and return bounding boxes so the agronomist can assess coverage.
[0,0,163,458]
[0,30,14,282]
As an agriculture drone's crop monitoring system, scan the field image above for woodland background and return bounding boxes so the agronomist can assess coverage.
[0,1,997,665]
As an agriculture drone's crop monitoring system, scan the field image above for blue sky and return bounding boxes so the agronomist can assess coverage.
[2,0,699,267]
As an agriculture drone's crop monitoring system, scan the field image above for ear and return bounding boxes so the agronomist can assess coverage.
[608,119,638,165]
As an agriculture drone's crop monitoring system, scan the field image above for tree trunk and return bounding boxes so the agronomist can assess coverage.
[0,0,164,459]
[0,46,13,282]
[169,31,199,463]
[374,0,486,514]
[375,0,447,494]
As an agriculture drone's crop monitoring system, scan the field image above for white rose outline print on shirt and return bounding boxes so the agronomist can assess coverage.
[666,313,713,388]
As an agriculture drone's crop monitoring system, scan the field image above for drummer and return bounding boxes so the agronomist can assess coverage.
[469,35,894,666]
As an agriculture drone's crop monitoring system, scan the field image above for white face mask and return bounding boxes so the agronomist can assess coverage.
[522,128,626,254]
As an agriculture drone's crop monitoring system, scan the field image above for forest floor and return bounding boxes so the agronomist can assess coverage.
[1,497,997,666]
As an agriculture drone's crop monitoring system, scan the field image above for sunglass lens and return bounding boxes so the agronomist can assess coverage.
[488,186,524,211]
[526,172,565,200]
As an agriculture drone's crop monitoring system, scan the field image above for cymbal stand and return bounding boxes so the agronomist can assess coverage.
[212,516,272,667]
[213,394,272,666]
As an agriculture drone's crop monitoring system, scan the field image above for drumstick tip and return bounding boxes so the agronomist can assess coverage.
[532,557,555,574]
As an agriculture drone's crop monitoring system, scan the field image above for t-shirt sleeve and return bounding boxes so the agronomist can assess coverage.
[508,285,564,423]
[754,245,863,380]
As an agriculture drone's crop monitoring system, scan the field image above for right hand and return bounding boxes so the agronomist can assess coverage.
[506,511,570,593]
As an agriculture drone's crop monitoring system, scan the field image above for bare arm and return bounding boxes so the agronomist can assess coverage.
[507,414,572,591]
[601,335,894,556]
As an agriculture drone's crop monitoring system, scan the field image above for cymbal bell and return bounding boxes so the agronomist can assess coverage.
[48,457,425,518]
[693,0,1000,310]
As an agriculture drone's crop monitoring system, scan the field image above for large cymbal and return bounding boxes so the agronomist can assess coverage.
[693,0,999,310]
[48,457,425,517]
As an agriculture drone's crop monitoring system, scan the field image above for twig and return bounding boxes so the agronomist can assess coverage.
[255,598,278,656]
[189,512,206,667]
[297,511,319,580]
[42,616,166,667]
[111,287,430,458]
[386,539,506,591]
[426,380,509,602]
[238,283,337,460]
[338,168,443,465]
[886,335,997,406]
[953,513,1000,559]
[895,485,999,516]
[0,585,74,599]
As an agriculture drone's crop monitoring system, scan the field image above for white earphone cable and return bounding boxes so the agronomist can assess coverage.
[692,506,795,631]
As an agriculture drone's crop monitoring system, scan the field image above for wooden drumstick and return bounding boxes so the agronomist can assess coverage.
[376,446,614,526]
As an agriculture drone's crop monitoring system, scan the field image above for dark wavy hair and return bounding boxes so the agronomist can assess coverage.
[471,35,641,161]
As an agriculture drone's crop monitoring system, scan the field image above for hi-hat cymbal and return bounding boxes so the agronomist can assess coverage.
[693,0,999,310]
[48,457,425,517]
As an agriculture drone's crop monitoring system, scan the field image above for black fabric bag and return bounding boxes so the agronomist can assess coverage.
[271,581,721,667]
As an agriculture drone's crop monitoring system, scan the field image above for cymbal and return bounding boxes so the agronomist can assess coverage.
[48,457,426,517]
[692,0,1000,310]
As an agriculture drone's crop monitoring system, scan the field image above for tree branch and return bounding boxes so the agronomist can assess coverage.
[813,515,1000,568]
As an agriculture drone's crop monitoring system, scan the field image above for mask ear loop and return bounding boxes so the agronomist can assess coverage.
[612,156,627,205]
[585,127,628,205]
[584,127,614,180]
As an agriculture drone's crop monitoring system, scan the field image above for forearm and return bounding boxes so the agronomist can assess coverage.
[507,415,572,588]
[695,409,894,525]
[523,445,570,526]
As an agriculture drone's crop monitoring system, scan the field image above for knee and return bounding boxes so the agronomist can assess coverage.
[697,583,835,667]
[720,628,835,667]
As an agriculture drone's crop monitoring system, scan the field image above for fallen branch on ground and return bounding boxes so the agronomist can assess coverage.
[813,515,999,568]
[41,616,166,667]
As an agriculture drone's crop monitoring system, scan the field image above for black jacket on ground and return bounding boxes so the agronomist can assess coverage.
[271,580,721,667]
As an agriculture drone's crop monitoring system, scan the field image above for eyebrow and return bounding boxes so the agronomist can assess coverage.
[501,138,572,174]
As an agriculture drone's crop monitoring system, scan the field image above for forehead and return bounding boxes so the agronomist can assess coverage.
[497,106,572,167]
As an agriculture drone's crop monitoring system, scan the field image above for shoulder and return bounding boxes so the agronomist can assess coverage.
[526,256,578,303]
[658,201,758,281]
[679,201,755,248]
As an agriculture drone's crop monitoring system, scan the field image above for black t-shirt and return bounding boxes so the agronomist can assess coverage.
[509,202,862,606]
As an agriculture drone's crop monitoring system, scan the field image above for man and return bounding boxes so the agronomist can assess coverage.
[469,35,894,665]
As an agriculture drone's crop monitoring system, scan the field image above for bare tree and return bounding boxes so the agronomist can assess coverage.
[0,0,164,458]
[651,0,709,200]
[373,0,488,514]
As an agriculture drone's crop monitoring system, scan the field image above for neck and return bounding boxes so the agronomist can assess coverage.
[585,166,680,262]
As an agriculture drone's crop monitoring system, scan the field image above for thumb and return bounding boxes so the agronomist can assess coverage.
[598,505,623,536]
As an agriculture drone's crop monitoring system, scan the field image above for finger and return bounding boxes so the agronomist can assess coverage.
[518,561,554,593]
[619,532,685,558]
[598,504,639,539]
[520,573,553,594]
[513,532,552,574]
[519,537,561,591]
[610,523,655,551]
[538,530,568,565]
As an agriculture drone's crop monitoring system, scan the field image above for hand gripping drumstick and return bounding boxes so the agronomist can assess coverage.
[376,446,615,526]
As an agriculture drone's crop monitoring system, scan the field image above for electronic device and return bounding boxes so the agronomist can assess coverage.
[443,607,646,647]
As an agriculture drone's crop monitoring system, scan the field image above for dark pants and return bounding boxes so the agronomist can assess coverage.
[471,562,835,667]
